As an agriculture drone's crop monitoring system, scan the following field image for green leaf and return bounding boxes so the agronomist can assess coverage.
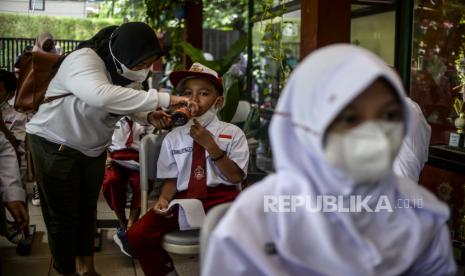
[178,41,219,71]
[243,105,260,138]
[219,35,248,75]
[219,77,240,123]
[180,35,247,75]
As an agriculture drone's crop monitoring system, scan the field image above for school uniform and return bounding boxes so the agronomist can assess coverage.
[1,101,27,167]
[127,116,249,276]
[393,97,431,182]
[102,117,153,212]
[1,101,27,144]
[0,131,25,236]
[25,47,170,274]
[203,45,456,276]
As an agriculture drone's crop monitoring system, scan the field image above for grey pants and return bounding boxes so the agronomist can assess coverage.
[28,134,105,274]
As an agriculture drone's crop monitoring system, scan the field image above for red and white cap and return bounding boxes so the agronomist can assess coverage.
[169,62,224,94]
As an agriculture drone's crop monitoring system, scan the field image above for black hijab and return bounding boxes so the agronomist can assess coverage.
[74,22,163,86]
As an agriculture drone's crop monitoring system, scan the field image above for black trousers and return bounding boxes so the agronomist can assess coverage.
[28,134,105,274]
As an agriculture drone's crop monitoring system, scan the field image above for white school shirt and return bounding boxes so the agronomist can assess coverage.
[109,117,154,152]
[157,116,249,191]
[26,48,170,157]
[0,131,25,202]
[393,98,431,182]
[1,102,27,142]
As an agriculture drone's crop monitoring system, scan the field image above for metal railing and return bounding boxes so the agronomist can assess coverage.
[1,30,240,72]
[0,37,82,71]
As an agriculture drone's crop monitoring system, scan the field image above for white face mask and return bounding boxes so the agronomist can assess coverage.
[324,121,403,184]
[109,41,150,83]
[186,100,220,127]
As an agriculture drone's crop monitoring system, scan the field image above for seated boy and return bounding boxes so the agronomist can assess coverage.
[0,130,29,242]
[0,70,31,205]
[127,63,249,276]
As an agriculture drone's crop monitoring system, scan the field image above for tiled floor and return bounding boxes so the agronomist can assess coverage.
[0,183,200,276]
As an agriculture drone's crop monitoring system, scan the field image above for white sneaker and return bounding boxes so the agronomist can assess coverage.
[31,183,40,206]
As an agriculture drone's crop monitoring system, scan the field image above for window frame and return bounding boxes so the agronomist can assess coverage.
[29,0,45,11]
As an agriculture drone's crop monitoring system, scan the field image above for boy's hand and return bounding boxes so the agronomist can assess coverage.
[190,119,216,150]
[153,197,173,218]
[148,110,172,129]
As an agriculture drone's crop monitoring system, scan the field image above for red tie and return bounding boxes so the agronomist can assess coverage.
[187,141,208,198]
[125,118,134,148]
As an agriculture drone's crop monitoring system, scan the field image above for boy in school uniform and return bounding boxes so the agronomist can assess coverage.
[0,70,26,156]
[127,63,249,276]
[102,116,154,254]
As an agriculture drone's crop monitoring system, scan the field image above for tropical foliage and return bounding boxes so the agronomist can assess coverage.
[0,13,122,40]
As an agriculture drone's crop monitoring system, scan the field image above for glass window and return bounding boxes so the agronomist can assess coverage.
[251,9,300,106]
[409,0,465,145]
[29,0,45,11]
[351,5,396,65]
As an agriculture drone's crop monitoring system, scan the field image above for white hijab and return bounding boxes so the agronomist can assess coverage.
[393,97,431,182]
[204,44,454,275]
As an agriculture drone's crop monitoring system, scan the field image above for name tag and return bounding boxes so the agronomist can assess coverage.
[172,147,192,155]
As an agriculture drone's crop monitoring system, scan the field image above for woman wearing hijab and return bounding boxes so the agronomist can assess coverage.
[32,32,57,53]
[393,97,431,182]
[26,22,197,276]
[203,44,455,275]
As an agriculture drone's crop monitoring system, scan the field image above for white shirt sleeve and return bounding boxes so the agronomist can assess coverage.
[0,132,25,202]
[157,136,178,179]
[58,49,170,114]
[129,111,150,125]
[227,129,249,174]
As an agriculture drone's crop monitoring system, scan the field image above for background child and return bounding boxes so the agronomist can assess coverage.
[103,116,153,254]
[0,69,35,206]
[203,45,456,275]
[127,63,249,276]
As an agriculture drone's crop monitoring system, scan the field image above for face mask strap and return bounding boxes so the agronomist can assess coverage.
[108,29,125,74]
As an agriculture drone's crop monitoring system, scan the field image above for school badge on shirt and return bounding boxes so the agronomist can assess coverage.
[194,165,205,180]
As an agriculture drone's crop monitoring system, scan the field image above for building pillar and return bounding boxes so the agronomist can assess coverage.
[300,0,351,60]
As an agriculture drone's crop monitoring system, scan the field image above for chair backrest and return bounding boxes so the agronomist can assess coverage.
[230,100,251,124]
[199,202,232,272]
[139,132,168,214]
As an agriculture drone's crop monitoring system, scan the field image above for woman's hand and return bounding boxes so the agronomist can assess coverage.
[147,110,172,129]
[153,197,173,218]
[169,95,199,116]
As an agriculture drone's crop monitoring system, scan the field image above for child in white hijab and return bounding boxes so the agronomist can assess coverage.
[203,44,455,275]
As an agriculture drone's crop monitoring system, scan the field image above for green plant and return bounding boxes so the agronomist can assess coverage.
[179,35,247,75]
[179,35,248,122]
[0,13,122,40]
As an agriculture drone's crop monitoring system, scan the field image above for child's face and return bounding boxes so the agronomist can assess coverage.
[180,78,224,116]
[326,78,404,135]
[0,82,8,104]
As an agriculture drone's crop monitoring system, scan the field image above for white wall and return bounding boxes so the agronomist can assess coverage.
[0,0,86,18]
